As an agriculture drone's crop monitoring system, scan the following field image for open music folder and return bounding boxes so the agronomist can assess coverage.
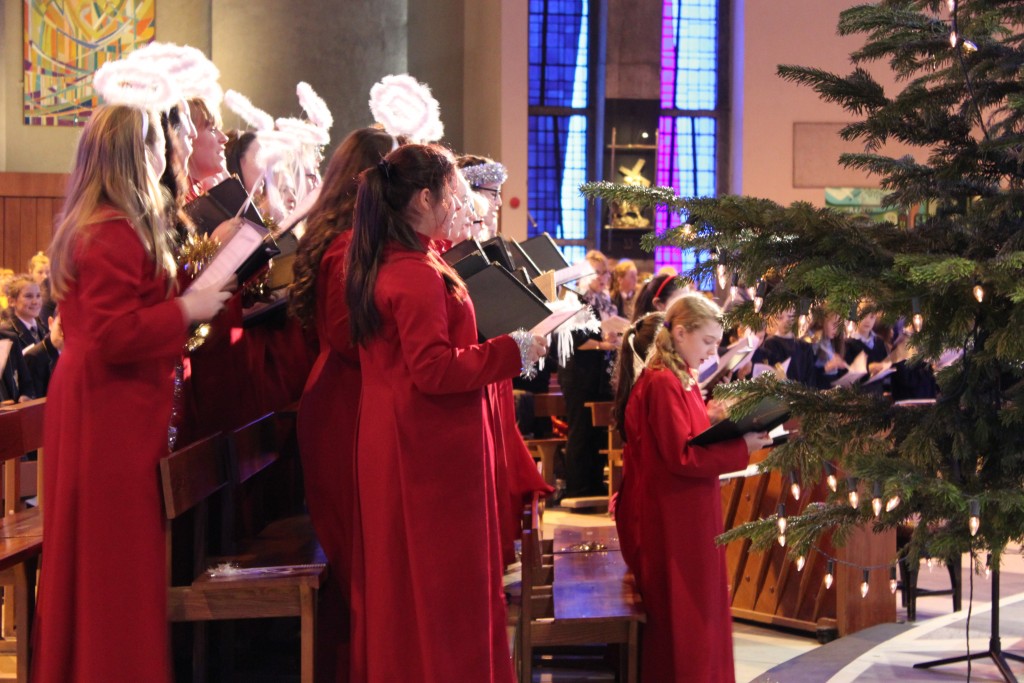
[688,396,790,447]
[464,263,580,340]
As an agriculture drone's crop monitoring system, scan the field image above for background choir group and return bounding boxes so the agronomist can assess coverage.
[11,40,940,683]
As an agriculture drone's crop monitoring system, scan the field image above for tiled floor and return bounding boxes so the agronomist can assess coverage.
[541,506,1024,683]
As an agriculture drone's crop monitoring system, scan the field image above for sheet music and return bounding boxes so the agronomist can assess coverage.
[832,351,867,388]
[185,219,267,293]
[531,303,583,337]
[553,261,595,286]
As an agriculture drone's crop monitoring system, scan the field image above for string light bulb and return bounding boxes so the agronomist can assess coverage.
[796,555,806,572]
[753,280,766,313]
[969,499,980,537]
[847,477,859,509]
[790,471,801,501]
[861,569,870,598]
[889,566,898,594]
[872,481,883,518]
[825,560,835,590]
[776,503,787,546]
[950,31,958,48]
[886,495,901,512]
[911,297,923,332]
[717,264,728,290]
[973,281,985,303]
[825,462,838,493]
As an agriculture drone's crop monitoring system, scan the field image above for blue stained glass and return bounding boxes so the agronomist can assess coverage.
[529,0,590,108]
[661,0,718,111]
[528,115,588,241]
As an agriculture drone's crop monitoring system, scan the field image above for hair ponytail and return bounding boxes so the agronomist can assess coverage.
[612,312,665,442]
[648,294,723,390]
[347,166,391,345]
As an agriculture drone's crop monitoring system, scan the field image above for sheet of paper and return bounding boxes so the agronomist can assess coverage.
[553,261,595,286]
[864,361,895,385]
[719,464,761,482]
[600,315,630,337]
[186,219,266,293]
[531,303,583,337]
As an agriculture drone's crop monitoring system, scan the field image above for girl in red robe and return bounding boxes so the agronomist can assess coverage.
[291,127,396,682]
[616,294,769,683]
[345,144,546,683]
[32,105,232,683]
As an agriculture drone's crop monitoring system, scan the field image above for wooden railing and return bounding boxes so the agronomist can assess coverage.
[0,172,67,272]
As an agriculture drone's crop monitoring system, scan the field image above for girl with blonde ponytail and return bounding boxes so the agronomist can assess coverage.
[618,293,771,683]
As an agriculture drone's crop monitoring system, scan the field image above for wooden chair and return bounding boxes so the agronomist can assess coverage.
[525,392,568,488]
[160,415,326,683]
[0,400,46,682]
[585,401,622,505]
[518,493,644,683]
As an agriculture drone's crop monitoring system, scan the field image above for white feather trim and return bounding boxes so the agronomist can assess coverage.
[296,81,333,131]
[92,59,181,112]
[224,90,275,131]
[275,117,330,147]
[368,74,443,142]
[125,42,220,104]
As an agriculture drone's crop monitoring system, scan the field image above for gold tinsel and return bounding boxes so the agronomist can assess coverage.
[178,233,222,351]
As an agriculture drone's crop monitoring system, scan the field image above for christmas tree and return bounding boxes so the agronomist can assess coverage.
[583,0,1024,578]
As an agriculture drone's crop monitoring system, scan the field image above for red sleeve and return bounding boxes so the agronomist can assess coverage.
[385,257,521,394]
[647,371,749,478]
[75,221,188,363]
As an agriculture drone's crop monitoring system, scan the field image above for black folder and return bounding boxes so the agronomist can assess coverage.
[184,176,265,235]
[520,233,569,272]
[688,397,790,447]
[451,252,491,280]
[481,236,515,272]
[465,263,554,340]
[442,238,484,267]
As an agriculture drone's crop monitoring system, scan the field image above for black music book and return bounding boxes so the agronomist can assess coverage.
[688,397,790,447]
[520,233,569,272]
[184,176,265,235]
[465,263,563,340]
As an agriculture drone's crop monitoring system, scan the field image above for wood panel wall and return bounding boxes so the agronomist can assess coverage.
[0,173,67,274]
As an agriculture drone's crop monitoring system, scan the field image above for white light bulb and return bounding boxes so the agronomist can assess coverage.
[950,31,958,48]
[912,313,923,332]
[777,517,787,535]
[861,580,869,598]
[974,284,985,303]
[825,572,834,590]
[717,265,728,290]
[886,496,901,512]
[753,296,764,313]
[849,491,859,509]
[827,475,838,492]
[778,534,786,548]
[796,556,805,572]
[970,516,980,536]
[890,578,898,594]
[872,497,882,518]
[791,482,801,500]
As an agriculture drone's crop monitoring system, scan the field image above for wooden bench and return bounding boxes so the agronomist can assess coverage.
[0,400,46,682]
[586,400,622,506]
[161,413,326,683]
[518,494,644,683]
[524,392,568,488]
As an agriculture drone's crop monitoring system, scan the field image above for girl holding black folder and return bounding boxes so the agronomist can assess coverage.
[615,294,770,682]
[345,144,545,683]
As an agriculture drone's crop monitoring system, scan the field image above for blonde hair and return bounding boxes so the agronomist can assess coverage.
[610,259,637,298]
[28,251,49,272]
[5,274,37,308]
[49,105,174,300]
[649,293,724,389]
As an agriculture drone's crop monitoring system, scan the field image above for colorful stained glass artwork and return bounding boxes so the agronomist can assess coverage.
[23,0,156,126]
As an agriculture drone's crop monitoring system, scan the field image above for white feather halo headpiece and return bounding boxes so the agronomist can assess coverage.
[92,59,181,112]
[224,90,276,132]
[275,117,330,147]
[368,74,444,143]
[125,42,222,107]
[296,82,333,131]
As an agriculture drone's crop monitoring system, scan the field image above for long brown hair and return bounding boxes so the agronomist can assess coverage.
[290,127,396,329]
[49,105,173,300]
[612,312,665,442]
[346,144,459,345]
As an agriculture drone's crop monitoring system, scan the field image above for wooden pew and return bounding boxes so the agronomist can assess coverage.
[518,494,644,683]
[585,400,622,505]
[160,414,326,683]
[524,392,568,487]
[0,400,46,682]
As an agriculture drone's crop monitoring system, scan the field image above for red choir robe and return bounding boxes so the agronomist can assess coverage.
[32,215,188,683]
[485,380,553,566]
[621,367,749,683]
[350,237,519,683]
[296,231,358,682]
